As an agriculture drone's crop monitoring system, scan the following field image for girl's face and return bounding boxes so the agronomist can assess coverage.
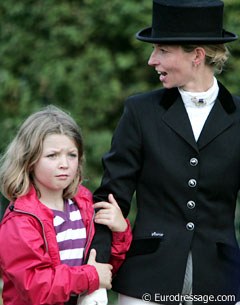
[148,44,197,90]
[32,134,79,197]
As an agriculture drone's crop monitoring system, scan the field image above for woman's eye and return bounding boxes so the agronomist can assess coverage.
[160,49,167,53]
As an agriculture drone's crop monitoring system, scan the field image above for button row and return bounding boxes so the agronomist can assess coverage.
[186,158,198,231]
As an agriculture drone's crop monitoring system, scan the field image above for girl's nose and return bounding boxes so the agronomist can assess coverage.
[59,156,69,168]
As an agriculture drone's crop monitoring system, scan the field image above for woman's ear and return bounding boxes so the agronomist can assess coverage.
[193,47,206,67]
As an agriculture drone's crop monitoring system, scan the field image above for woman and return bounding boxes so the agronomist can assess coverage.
[91,0,240,304]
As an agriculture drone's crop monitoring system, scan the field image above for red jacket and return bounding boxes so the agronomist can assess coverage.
[0,185,132,305]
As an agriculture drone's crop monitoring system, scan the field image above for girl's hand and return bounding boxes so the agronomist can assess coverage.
[94,194,127,232]
[87,249,112,289]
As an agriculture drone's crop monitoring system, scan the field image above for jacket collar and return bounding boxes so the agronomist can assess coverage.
[6,185,93,226]
[160,81,236,114]
[160,81,236,152]
[9,186,54,220]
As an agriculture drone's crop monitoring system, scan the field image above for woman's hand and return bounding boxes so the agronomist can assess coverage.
[94,194,127,232]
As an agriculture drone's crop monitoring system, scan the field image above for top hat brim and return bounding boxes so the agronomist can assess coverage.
[136,27,238,44]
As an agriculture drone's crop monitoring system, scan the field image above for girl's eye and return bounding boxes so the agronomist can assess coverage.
[69,153,78,158]
[47,154,57,159]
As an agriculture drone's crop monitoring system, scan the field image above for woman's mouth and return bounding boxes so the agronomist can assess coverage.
[158,71,167,82]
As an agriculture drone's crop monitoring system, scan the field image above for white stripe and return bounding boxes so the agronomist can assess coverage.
[56,228,86,242]
[60,248,84,260]
[68,199,74,205]
[53,215,65,226]
[70,210,82,221]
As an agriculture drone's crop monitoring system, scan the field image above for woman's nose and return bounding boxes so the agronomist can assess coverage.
[148,50,158,67]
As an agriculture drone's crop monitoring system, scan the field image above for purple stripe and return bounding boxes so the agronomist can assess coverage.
[62,258,84,266]
[57,239,86,251]
[54,219,84,234]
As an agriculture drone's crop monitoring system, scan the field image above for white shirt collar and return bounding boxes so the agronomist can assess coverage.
[178,77,219,108]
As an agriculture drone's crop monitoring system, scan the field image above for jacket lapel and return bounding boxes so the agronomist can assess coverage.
[161,94,199,152]
[198,99,234,150]
[198,82,235,149]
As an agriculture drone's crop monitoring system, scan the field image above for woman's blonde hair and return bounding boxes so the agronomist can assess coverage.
[0,105,84,201]
[182,44,230,74]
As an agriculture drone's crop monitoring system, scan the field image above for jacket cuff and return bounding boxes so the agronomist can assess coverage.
[82,264,99,294]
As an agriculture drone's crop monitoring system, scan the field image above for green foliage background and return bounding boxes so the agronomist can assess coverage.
[0,0,240,303]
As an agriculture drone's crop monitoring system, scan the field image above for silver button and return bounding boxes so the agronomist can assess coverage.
[190,158,198,166]
[187,200,195,209]
[188,179,197,187]
[186,222,195,231]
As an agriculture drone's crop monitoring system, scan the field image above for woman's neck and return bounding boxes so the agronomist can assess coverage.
[182,68,215,93]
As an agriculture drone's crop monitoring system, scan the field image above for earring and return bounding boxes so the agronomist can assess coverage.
[193,61,199,68]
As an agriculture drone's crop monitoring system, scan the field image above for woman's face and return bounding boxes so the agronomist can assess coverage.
[148,44,197,90]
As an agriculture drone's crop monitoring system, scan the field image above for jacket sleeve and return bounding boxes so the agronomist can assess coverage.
[91,97,142,262]
[0,215,99,305]
[110,219,132,274]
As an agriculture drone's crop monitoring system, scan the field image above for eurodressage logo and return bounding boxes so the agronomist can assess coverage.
[141,293,236,303]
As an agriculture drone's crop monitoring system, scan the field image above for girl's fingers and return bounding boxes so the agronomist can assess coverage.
[95,212,111,219]
[94,201,111,210]
[94,194,120,210]
[108,194,119,208]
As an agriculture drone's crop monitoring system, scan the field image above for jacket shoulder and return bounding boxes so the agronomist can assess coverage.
[126,88,165,106]
[125,87,180,113]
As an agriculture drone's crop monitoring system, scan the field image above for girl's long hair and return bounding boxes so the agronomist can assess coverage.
[0,105,84,201]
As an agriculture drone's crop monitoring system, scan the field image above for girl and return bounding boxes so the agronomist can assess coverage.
[0,105,132,305]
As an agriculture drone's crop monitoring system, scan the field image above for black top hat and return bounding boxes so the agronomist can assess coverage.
[136,0,238,44]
